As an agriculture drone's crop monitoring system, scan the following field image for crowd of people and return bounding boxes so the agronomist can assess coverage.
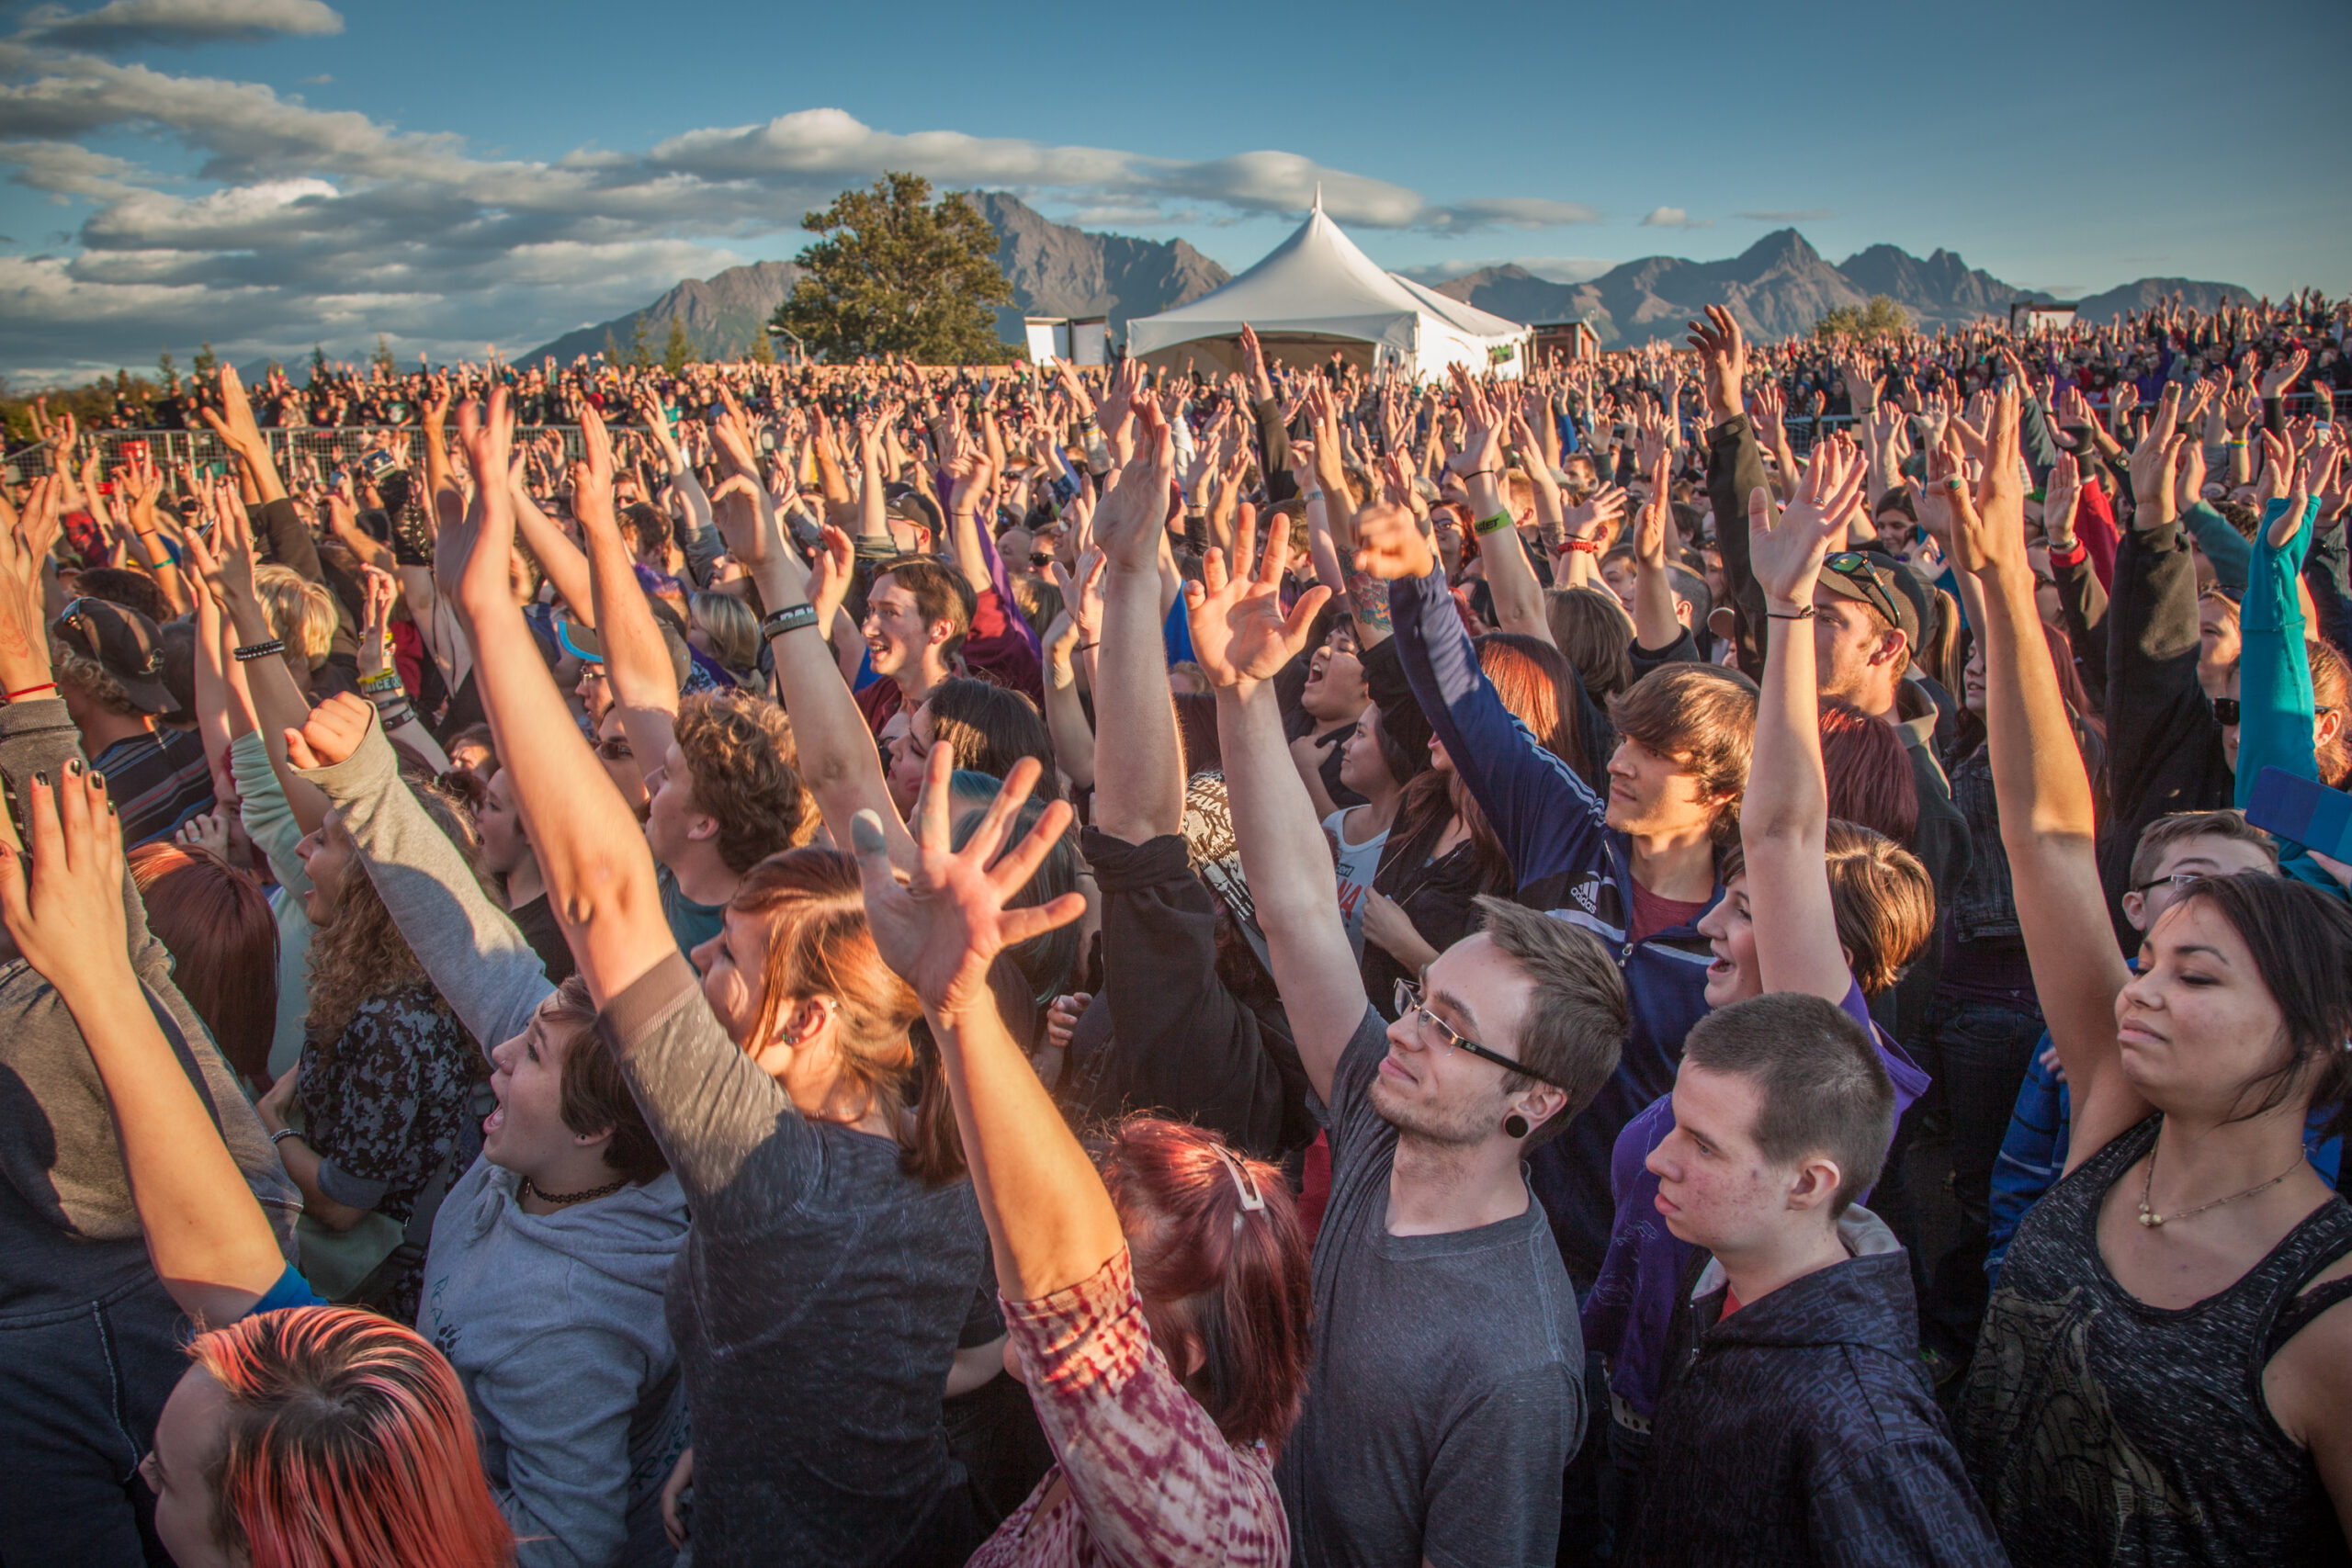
[3,285,2350,1568]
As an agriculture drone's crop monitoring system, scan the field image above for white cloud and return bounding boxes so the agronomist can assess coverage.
[1396,255,1613,285]
[17,0,344,49]
[1640,207,1712,230]
[0,42,1600,377]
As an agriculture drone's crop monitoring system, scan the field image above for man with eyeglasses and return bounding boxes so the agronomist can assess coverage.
[48,596,213,846]
[1199,543,1629,1568]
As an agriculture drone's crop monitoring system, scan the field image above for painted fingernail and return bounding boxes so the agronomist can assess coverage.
[64,758,83,777]
[32,771,47,788]
[90,771,105,791]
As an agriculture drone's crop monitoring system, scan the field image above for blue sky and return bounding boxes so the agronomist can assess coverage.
[2,0,2346,380]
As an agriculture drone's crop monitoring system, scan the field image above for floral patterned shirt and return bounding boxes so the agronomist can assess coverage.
[967,1247,1287,1568]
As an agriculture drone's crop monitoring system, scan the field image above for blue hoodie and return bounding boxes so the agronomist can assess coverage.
[1388,568,1720,1277]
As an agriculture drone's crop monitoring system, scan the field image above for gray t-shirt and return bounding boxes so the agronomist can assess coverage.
[1275,1007,1585,1568]
[597,951,988,1567]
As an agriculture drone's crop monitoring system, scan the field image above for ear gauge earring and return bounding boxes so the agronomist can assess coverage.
[1503,1113,1531,1140]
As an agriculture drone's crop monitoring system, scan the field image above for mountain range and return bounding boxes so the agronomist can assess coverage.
[520,194,1229,365]
[524,202,2256,365]
[1430,231,2254,346]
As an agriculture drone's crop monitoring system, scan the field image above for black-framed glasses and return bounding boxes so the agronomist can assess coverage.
[2211,697,2241,727]
[1823,552,1906,632]
[2132,871,2207,896]
[1392,977,1564,1089]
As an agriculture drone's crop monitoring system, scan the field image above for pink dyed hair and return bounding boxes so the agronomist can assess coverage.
[188,1306,513,1568]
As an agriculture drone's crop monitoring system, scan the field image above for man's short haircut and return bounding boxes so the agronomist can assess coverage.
[1681,992,1894,1215]
[673,689,813,874]
[1473,896,1627,1132]
[876,558,976,660]
[2128,808,2278,888]
[1607,662,1759,845]
[252,564,338,663]
[1665,563,1712,626]
[623,502,671,563]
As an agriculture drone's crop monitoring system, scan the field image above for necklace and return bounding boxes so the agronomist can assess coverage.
[2137,1141,2304,1228]
[521,1176,628,1208]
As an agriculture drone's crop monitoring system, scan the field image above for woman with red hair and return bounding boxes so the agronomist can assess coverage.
[855,748,1313,1567]
[127,841,279,1095]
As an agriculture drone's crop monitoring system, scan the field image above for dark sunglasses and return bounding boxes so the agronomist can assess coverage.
[1822,552,1906,631]
[1392,978,1568,1089]
[2211,697,2240,727]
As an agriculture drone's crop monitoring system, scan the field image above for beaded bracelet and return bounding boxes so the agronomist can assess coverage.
[232,638,286,662]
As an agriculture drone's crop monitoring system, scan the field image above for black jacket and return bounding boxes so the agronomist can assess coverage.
[1625,1247,2007,1568]
[1057,829,1312,1160]
[2098,520,2232,949]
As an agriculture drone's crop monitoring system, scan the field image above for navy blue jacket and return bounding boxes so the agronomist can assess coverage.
[1387,568,1719,1278]
[1624,1247,2007,1568]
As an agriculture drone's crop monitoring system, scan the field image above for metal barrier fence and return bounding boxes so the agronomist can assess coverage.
[3,425,598,482]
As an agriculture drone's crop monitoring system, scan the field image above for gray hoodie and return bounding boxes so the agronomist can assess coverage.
[422,1158,689,1568]
[299,721,688,1565]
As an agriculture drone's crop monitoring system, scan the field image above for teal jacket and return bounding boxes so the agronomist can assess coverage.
[2234,495,2345,897]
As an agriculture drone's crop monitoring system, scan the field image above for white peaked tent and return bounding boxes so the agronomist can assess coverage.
[1125,196,1531,381]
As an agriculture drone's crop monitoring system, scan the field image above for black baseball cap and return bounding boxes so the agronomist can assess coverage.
[53,597,174,714]
[1817,552,1920,644]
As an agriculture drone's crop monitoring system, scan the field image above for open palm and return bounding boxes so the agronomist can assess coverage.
[1185,511,1329,690]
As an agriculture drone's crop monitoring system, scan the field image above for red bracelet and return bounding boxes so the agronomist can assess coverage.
[1556,537,1601,556]
[2046,539,2088,568]
[3,682,56,702]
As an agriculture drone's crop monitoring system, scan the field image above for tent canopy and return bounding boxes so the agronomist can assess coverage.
[1126,197,1529,380]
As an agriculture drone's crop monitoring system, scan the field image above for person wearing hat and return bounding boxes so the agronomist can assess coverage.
[50,595,214,845]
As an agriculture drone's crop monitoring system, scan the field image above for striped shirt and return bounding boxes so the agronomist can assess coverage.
[94,726,213,846]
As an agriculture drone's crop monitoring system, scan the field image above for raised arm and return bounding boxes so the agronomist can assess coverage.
[440,390,674,1005]
[573,404,680,774]
[0,771,288,1326]
[1739,434,1870,1003]
[854,753,1097,1299]
[1189,506,1360,1100]
[1946,376,2140,1170]
[287,694,554,1055]
[1090,404,1184,842]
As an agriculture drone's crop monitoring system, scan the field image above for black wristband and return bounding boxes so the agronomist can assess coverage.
[762,604,820,639]
[232,637,287,661]
[1764,606,1816,621]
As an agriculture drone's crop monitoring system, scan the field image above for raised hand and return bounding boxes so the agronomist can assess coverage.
[1564,483,1629,544]
[357,566,398,682]
[852,751,1086,1017]
[1090,400,1174,572]
[2127,383,2186,521]
[0,476,61,695]
[1748,434,1865,608]
[282,691,376,772]
[1187,495,1331,689]
[0,767,129,998]
[437,388,519,616]
[1686,307,1747,424]
[2257,347,2308,400]
[1948,384,2029,581]
[2043,450,2081,547]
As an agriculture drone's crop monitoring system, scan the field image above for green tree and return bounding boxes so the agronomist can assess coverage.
[745,324,775,365]
[603,328,623,366]
[774,172,1012,364]
[157,348,179,391]
[192,342,220,378]
[373,334,397,375]
[628,314,653,369]
[1815,294,1910,343]
[662,317,696,373]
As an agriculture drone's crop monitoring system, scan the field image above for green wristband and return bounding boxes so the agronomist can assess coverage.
[1473,511,1514,537]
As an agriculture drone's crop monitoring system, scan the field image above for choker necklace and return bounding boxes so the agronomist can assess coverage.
[522,1176,628,1208]
[2138,1142,2303,1228]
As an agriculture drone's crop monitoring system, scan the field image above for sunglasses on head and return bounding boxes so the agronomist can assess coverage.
[1822,553,1906,631]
